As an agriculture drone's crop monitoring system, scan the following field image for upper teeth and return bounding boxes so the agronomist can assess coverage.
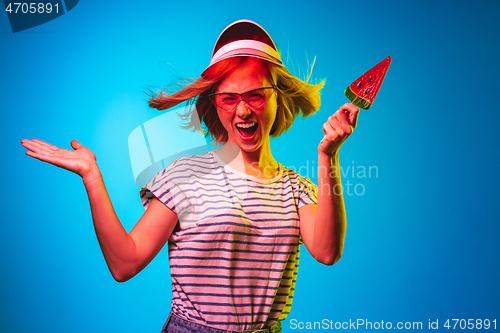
[236,123,256,128]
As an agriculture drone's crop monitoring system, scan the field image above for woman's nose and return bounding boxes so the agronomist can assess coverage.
[235,100,252,118]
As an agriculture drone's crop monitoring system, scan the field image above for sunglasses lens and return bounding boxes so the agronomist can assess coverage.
[243,88,274,108]
[213,93,240,111]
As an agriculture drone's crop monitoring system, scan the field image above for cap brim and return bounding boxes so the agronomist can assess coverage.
[202,51,282,76]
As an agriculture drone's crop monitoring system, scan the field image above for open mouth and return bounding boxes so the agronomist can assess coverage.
[236,122,258,139]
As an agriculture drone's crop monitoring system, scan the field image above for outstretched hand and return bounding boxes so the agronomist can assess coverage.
[318,103,360,156]
[21,139,98,180]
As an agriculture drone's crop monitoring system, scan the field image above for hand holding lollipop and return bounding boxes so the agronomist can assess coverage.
[319,56,392,155]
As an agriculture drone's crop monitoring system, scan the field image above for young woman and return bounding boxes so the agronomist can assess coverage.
[21,20,359,333]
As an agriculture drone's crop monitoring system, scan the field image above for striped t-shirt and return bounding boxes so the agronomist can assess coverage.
[140,152,317,331]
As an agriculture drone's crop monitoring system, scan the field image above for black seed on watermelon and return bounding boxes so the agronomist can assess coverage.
[358,82,362,88]
[369,77,374,82]
[365,88,371,94]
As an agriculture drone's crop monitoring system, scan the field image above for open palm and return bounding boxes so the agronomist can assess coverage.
[21,139,97,178]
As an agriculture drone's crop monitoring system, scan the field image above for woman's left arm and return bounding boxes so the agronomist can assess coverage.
[299,103,360,265]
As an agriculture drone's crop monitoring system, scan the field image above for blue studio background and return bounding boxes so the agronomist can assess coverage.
[1,0,499,332]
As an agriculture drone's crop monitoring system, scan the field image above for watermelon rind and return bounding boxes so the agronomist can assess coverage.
[344,86,372,110]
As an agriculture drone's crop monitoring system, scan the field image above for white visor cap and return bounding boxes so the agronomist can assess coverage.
[202,20,283,76]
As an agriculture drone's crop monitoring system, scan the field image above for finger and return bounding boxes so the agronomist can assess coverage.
[323,120,343,139]
[327,115,347,137]
[335,109,350,125]
[333,121,346,137]
[22,139,57,155]
[26,149,47,160]
[26,141,59,157]
[333,113,352,135]
[343,103,360,128]
[25,149,57,164]
[71,140,84,150]
[26,148,72,170]
[31,139,59,151]
[320,134,327,145]
[320,123,335,149]
[323,120,335,137]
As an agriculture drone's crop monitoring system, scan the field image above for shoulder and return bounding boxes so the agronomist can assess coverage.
[279,166,318,208]
[280,165,316,188]
[158,152,215,178]
[141,152,217,209]
[143,152,215,190]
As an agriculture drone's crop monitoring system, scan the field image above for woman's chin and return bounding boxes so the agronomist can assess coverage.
[227,132,259,152]
[239,135,270,154]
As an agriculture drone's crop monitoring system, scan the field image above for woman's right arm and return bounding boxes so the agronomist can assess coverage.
[21,139,178,282]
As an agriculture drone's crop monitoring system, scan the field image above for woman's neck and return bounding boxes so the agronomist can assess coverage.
[214,142,279,180]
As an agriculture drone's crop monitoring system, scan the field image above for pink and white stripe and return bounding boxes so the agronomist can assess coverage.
[141,152,317,331]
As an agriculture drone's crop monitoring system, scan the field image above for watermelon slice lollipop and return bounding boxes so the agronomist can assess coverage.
[345,56,392,110]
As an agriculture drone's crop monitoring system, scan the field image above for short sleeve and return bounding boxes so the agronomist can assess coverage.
[139,159,183,215]
[297,175,318,209]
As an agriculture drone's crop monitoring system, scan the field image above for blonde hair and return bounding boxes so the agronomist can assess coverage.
[149,57,325,142]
